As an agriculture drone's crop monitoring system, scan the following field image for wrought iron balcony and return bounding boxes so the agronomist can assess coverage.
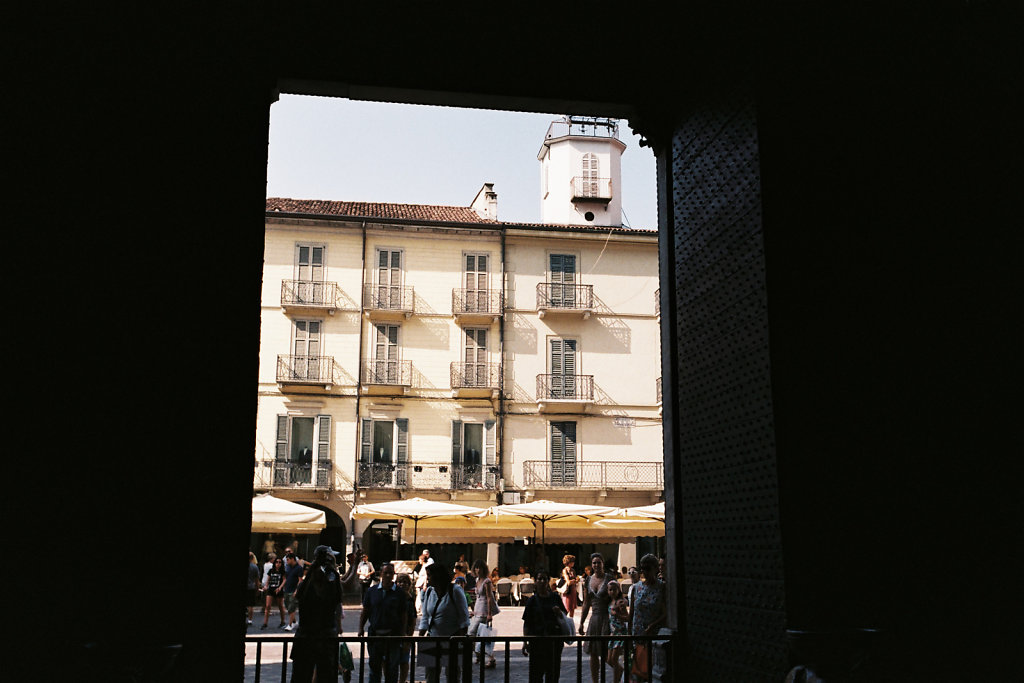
[536,283,594,315]
[452,288,503,319]
[253,459,332,490]
[536,374,594,401]
[522,460,663,489]
[570,176,613,203]
[656,377,662,404]
[280,280,339,312]
[362,283,414,317]
[276,355,334,386]
[357,462,499,490]
[451,362,501,390]
[361,359,412,386]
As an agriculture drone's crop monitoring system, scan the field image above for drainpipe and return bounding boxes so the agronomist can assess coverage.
[497,227,506,506]
[350,221,367,550]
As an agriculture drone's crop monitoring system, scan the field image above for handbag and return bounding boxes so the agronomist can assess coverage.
[556,578,570,595]
[337,642,354,672]
[631,643,650,681]
[475,622,496,655]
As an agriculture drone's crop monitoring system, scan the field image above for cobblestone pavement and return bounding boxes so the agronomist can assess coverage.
[243,599,603,683]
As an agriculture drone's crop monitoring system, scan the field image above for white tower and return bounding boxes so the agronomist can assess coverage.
[538,116,627,227]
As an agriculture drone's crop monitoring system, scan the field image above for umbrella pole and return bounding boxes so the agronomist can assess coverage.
[414,518,418,550]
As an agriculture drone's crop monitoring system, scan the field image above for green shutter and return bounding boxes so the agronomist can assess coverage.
[396,418,409,487]
[360,419,372,463]
[396,419,408,463]
[316,415,331,486]
[451,420,462,465]
[276,415,288,461]
[316,415,331,460]
[485,420,496,466]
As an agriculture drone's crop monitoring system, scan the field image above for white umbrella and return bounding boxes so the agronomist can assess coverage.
[482,499,619,545]
[613,501,665,520]
[251,493,327,533]
[350,497,487,546]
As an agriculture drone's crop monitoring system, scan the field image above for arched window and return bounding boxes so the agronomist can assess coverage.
[581,153,599,197]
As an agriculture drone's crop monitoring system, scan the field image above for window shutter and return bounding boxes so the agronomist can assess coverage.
[485,420,496,466]
[451,420,462,465]
[316,415,331,460]
[550,254,563,283]
[562,255,576,284]
[360,419,372,463]
[316,415,331,486]
[563,422,577,484]
[396,418,409,487]
[276,415,289,461]
[551,422,564,483]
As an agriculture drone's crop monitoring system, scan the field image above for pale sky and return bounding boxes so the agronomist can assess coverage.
[266,95,659,230]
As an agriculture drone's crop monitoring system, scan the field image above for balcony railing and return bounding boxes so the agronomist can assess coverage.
[276,355,334,384]
[362,283,414,313]
[655,287,660,317]
[361,359,412,386]
[656,376,662,403]
[357,462,498,490]
[536,283,594,311]
[280,279,338,309]
[536,374,594,401]
[570,176,613,202]
[451,362,501,389]
[522,460,663,489]
[452,288,503,316]
[254,459,332,489]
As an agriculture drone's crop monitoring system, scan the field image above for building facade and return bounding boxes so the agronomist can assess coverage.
[254,118,662,567]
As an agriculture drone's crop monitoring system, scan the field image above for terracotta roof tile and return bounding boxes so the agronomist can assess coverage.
[266,198,497,224]
[265,197,656,234]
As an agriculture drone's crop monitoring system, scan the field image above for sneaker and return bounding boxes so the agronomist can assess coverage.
[284,624,294,631]
[260,624,267,630]
[246,619,252,625]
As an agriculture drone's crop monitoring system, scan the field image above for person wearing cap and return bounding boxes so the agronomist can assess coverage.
[289,545,343,682]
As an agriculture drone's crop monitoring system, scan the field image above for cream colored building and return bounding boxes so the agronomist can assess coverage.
[254,117,662,568]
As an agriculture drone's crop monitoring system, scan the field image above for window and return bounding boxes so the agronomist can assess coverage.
[550,421,577,486]
[581,153,599,196]
[371,323,400,383]
[359,418,409,486]
[464,253,489,312]
[375,248,402,309]
[291,319,323,380]
[463,328,488,386]
[294,244,325,304]
[549,253,577,306]
[274,414,331,486]
[549,337,578,398]
[452,419,496,488]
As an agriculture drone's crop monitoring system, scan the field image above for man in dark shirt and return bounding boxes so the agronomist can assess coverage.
[358,563,408,683]
[282,553,304,631]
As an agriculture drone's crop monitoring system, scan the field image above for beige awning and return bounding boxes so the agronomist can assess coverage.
[251,493,326,533]
[351,497,487,545]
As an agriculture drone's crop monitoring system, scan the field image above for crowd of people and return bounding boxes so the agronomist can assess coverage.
[247,546,667,683]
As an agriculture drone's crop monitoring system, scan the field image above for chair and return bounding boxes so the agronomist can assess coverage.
[619,578,632,591]
[495,578,513,606]
[517,577,535,605]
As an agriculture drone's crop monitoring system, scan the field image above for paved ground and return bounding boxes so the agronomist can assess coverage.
[243,598,607,683]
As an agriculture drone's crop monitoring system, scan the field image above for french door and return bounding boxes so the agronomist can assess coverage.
[464,328,487,386]
[549,337,577,398]
[465,253,489,312]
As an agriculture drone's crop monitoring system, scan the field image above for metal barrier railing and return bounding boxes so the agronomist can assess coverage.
[244,633,668,683]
